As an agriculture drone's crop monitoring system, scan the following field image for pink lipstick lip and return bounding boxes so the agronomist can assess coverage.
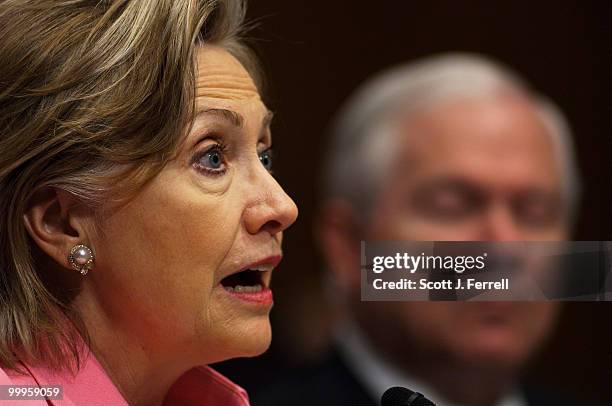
[239,255,282,273]
[220,254,282,289]
[223,286,273,305]
[217,254,282,305]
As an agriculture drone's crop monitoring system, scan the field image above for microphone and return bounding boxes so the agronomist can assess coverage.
[381,386,436,406]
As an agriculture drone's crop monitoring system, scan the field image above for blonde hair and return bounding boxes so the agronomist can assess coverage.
[0,0,257,373]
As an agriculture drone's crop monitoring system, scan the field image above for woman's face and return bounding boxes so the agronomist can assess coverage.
[86,46,298,363]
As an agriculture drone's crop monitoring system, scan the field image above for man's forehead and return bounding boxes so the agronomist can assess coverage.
[195,45,260,101]
[389,95,561,186]
[396,95,555,155]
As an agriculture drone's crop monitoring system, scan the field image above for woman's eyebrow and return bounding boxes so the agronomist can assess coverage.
[198,108,274,130]
[200,108,244,128]
[263,110,274,129]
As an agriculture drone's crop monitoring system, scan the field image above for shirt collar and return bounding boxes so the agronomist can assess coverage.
[336,321,526,406]
[16,346,249,406]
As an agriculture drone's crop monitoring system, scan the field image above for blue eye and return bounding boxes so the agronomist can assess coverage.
[204,149,222,169]
[259,148,273,172]
[194,144,227,175]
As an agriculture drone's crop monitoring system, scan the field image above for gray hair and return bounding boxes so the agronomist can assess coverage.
[323,53,581,223]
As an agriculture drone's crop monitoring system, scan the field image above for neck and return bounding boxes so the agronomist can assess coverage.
[73,286,195,406]
[408,361,514,406]
[356,320,516,406]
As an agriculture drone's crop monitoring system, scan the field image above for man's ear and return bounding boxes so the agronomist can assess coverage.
[316,198,363,295]
[23,187,92,270]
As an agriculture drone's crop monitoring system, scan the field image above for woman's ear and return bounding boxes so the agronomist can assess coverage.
[23,187,92,270]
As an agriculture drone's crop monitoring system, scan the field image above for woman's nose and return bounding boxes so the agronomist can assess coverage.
[243,166,298,236]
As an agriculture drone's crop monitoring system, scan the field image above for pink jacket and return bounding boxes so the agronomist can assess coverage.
[0,351,250,406]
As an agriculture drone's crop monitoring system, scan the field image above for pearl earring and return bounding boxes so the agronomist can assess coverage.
[68,244,95,276]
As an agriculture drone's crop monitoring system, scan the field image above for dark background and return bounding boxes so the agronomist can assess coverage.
[216,1,611,404]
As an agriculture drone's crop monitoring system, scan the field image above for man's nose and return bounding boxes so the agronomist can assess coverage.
[243,165,298,236]
[479,203,521,241]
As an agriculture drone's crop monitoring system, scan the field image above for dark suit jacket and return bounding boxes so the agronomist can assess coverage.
[253,349,581,406]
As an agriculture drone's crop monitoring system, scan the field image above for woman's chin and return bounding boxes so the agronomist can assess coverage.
[210,316,273,361]
[239,318,273,357]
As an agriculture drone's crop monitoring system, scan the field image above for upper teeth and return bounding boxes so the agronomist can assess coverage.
[250,265,273,272]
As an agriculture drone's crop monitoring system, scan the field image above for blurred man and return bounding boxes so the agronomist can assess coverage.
[256,54,580,406]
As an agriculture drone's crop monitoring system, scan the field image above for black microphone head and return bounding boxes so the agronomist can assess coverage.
[381,386,436,406]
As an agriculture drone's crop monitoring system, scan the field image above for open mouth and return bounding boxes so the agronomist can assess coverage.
[220,269,265,293]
